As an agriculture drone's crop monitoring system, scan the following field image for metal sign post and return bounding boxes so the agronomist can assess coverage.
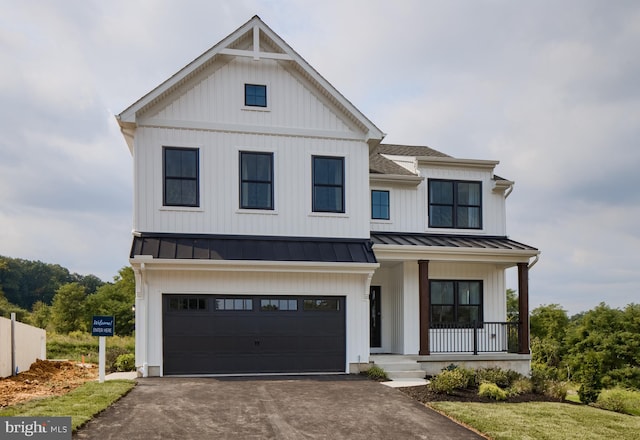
[92,316,115,383]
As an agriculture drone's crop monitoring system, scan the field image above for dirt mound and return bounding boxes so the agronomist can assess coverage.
[0,359,98,408]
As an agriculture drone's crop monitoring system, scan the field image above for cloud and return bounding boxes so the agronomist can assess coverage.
[0,0,638,314]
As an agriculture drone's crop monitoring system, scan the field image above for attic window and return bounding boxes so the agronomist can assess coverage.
[245,84,267,107]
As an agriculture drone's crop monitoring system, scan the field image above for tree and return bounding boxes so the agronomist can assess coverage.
[530,304,570,377]
[506,289,518,322]
[50,283,87,333]
[530,304,569,341]
[71,273,104,295]
[29,300,51,329]
[84,267,135,336]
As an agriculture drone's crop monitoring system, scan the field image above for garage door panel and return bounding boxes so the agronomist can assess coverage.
[163,295,345,375]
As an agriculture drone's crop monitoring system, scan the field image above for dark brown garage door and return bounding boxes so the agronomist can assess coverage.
[163,295,346,375]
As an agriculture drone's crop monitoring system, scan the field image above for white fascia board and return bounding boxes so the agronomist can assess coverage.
[372,244,539,264]
[129,257,379,274]
[493,179,515,194]
[369,174,424,186]
[116,16,385,144]
[417,156,500,170]
[255,23,384,143]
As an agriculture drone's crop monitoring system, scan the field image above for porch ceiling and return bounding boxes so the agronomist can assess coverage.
[371,232,539,264]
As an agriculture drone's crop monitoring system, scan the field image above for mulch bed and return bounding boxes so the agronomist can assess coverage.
[398,385,564,404]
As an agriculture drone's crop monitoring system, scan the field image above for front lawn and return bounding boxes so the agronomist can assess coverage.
[430,401,640,440]
[0,380,135,431]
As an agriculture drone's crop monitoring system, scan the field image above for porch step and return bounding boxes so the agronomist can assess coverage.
[371,355,426,381]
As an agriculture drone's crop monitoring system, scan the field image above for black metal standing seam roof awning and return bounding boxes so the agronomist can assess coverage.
[130,233,378,264]
[370,232,538,252]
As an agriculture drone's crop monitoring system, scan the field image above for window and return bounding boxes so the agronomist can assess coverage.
[260,299,298,311]
[312,156,344,213]
[215,298,253,311]
[239,152,273,209]
[303,298,340,311]
[430,281,483,328]
[169,297,207,311]
[371,190,390,220]
[429,180,481,229]
[163,147,199,207]
[245,84,267,107]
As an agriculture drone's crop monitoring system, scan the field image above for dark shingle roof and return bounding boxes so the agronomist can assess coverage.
[370,143,450,176]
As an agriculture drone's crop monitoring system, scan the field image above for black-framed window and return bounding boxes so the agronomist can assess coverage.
[169,297,207,311]
[163,147,199,207]
[429,179,481,229]
[371,190,390,220]
[312,156,344,213]
[214,298,253,311]
[245,84,267,107]
[240,152,273,209]
[430,280,483,328]
[260,299,298,311]
[303,298,340,311]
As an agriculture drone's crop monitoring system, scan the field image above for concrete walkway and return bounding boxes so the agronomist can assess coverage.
[75,376,482,440]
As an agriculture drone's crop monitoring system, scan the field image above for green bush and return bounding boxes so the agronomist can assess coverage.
[430,368,471,394]
[114,353,136,372]
[366,365,389,381]
[478,382,507,401]
[595,388,640,416]
[546,381,569,400]
[475,367,518,388]
[578,355,602,405]
[507,378,534,396]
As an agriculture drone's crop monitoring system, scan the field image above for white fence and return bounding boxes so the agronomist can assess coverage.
[0,314,46,378]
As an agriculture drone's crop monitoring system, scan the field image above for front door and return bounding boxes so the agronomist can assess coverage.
[370,286,381,348]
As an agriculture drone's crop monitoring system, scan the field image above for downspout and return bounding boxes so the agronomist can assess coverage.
[528,254,540,269]
[504,185,514,199]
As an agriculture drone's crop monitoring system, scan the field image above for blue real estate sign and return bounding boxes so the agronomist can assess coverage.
[91,315,114,336]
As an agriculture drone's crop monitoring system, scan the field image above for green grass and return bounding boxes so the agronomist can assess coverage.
[0,380,135,431]
[47,331,134,366]
[430,401,640,440]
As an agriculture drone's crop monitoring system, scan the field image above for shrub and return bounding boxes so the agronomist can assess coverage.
[106,347,131,373]
[594,388,640,416]
[366,365,389,381]
[478,382,507,401]
[545,381,568,400]
[475,367,514,388]
[114,353,136,372]
[430,368,470,394]
[508,378,534,396]
[578,355,602,405]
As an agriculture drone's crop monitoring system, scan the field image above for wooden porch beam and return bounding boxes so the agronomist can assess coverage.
[517,262,530,355]
[418,260,430,355]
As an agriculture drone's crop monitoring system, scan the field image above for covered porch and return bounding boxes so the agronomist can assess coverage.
[369,232,539,376]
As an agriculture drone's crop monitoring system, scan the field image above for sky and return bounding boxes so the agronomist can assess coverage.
[1,0,638,315]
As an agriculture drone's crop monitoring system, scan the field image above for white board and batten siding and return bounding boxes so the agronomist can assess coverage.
[370,262,506,355]
[138,269,371,375]
[144,57,357,135]
[370,163,508,236]
[133,127,371,238]
[132,54,372,239]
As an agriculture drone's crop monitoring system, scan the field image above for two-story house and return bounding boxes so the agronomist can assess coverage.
[116,16,539,378]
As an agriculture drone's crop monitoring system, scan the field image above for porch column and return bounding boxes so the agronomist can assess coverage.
[418,260,430,355]
[517,263,530,355]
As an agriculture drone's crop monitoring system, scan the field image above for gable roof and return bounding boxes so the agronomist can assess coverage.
[369,143,449,176]
[116,15,384,145]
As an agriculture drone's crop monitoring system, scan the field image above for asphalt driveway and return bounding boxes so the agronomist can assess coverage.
[74,376,483,440]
